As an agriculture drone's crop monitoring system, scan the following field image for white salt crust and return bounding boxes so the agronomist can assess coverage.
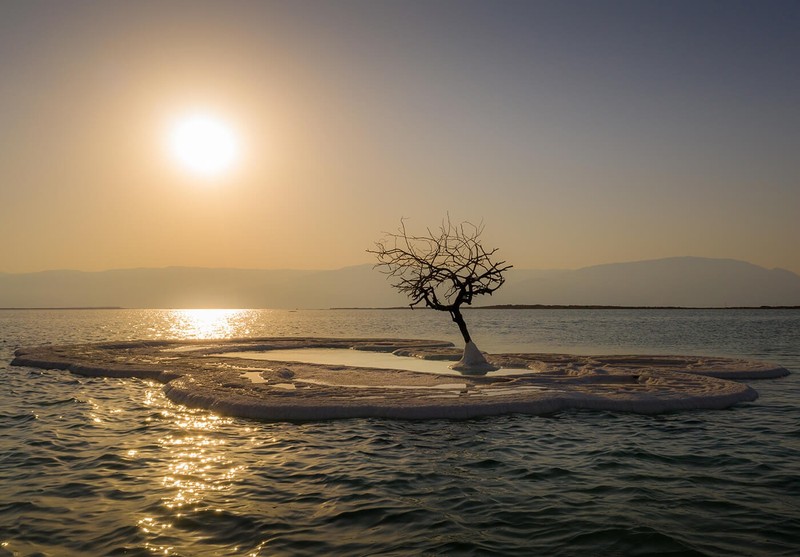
[11,337,789,421]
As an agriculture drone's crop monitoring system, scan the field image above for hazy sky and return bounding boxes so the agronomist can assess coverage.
[1,0,798,274]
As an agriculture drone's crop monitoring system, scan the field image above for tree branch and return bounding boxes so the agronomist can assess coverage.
[367,215,513,313]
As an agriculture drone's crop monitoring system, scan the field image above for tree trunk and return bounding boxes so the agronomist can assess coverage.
[450,307,471,343]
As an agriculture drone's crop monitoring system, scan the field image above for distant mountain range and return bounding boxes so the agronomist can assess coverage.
[488,257,800,308]
[1,257,799,309]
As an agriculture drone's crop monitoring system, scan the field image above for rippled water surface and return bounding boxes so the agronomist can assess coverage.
[1,308,799,556]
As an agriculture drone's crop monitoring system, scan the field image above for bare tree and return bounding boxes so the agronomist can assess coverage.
[368,216,512,372]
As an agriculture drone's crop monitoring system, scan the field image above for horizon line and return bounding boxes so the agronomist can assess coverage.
[3,305,799,311]
[1,255,796,276]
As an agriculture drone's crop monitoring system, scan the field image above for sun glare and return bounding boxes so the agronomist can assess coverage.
[167,113,240,178]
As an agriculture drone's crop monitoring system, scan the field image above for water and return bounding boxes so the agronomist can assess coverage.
[1,308,799,556]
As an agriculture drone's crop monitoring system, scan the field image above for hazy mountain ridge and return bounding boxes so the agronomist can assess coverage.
[491,257,800,308]
[1,257,799,309]
[0,266,398,309]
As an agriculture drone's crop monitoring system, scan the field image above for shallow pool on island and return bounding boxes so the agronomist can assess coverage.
[216,348,527,376]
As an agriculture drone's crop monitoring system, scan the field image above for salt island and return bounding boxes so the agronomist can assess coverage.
[11,337,788,421]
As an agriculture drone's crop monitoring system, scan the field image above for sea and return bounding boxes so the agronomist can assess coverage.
[1,308,798,556]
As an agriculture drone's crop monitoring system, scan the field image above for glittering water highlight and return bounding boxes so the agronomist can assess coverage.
[1,308,798,556]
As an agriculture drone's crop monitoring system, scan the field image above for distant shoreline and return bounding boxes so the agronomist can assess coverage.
[475,304,800,310]
[2,305,798,311]
[0,307,123,311]
[333,304,800,310]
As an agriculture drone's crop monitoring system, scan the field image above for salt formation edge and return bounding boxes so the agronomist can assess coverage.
[11,337,788,421]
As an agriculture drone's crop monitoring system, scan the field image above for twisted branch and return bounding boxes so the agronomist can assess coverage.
[367,216,512,312]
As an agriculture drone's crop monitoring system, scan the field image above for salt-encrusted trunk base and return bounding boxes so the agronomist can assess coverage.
[449,341,500,374]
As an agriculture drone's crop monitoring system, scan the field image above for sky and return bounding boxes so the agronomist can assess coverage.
[1,0,798,274]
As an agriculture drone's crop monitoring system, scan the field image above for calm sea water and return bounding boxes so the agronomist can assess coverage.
[1,308,798,556]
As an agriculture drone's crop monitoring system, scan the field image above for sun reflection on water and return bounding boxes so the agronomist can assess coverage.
[165,309,256,339]
[159,410,240,510]
[138,383,248,554]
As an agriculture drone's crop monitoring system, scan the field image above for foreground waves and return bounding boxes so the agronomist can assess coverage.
[1,309,799,556]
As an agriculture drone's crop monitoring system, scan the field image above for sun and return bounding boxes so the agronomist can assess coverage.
[167,112,240,177]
